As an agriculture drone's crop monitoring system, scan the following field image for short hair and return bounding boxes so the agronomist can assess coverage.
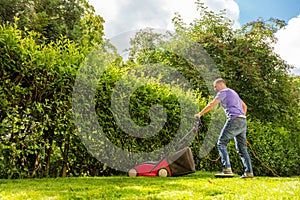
[213,78,226,86]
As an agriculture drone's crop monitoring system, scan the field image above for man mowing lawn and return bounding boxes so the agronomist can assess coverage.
[195,78,254,178]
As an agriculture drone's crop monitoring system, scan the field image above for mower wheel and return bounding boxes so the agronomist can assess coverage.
[158,168,168,177]
[128,168,138,177]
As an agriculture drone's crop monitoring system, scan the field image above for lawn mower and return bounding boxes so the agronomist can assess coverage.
[128,118,203,177]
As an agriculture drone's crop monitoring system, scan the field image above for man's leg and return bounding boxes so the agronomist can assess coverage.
[235,128,254,177]
[217,120,234,171]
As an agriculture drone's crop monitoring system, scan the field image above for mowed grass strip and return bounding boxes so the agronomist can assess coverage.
[0,172,299,200]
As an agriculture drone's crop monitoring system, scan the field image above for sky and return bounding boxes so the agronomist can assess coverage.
[88,0,300,75]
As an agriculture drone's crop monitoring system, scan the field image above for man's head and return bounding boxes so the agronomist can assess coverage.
[213,78,227,92]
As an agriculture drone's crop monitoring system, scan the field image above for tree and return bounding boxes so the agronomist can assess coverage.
[0,0,104,44]
[0,0,26,23]
[170,2,297,126]
[0,0,106,178]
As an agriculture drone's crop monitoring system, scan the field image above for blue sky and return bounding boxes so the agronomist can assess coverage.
[235,0,300,75]
[236,0,300,25]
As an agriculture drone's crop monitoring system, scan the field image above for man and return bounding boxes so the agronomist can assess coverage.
[195,78,254,178]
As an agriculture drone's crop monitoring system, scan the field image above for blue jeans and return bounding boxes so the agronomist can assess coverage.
[217,117,253,173]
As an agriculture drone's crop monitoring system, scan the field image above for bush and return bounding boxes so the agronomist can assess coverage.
[246,119,299,176]
[0,24,86,178]
[0,24,208,177]
[75,60,206,172]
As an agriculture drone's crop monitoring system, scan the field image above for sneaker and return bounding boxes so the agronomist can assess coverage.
[215,168,234,178]
[240,172,254,178]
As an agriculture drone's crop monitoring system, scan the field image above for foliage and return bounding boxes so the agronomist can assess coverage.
[246,119,299,176]
[177,2,297,126]
[95,65,187,153]
[0,22,204,178]
[128,28,225,101]
[0,23,90,178]
[73,47,204,171]
[0,171,299,199]
[0,0,104,44]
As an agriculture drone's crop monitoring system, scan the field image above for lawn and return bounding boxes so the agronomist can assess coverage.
[0,171,299,200]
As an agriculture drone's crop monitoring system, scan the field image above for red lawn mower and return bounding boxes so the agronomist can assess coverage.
[128,119,202,177]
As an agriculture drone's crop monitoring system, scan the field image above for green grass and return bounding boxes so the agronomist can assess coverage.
[0,171,299,200]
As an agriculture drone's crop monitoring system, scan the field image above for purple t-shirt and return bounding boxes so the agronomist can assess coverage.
[214,88,245,119]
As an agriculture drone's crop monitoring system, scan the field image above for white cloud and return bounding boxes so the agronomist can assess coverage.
[88,0,240,38]
[274,15,300,75]
[202,0,240,28]
[88,0,123,21]
[88,0,171,37]
[163,0,240,29]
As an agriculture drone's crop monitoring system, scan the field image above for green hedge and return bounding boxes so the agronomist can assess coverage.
[0,24,86,178]
[0,24,299,178]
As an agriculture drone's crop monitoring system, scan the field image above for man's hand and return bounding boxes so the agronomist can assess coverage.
[195,99,220,119]
[194,113,201,118]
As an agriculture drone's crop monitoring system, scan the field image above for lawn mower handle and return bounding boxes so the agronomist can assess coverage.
[176,117,203,150]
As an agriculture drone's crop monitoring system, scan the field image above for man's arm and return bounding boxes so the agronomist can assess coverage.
[242,100,247,115]
[195,99,220,118]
